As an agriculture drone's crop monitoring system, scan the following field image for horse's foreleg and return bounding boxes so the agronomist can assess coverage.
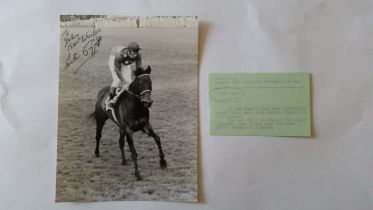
[144,123,167,169]
[119,128,127,165]
[125,129,143,181]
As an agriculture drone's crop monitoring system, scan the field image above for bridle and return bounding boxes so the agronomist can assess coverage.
[126,74,152,102]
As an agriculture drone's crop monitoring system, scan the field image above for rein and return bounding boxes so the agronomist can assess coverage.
[127,74,151,100]
[136,74,150,78]
[107,73,151,124]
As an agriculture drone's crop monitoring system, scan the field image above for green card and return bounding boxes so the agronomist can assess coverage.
[209,73,311,137]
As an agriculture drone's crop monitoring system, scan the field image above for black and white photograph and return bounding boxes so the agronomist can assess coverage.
[56,15,198,202]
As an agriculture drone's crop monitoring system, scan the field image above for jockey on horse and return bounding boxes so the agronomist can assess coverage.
[106,42,143,110]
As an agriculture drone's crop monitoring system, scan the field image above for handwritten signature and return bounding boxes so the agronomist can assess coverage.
[63,27,102,73]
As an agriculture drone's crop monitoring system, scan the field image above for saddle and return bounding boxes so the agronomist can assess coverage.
[105,87,126,123]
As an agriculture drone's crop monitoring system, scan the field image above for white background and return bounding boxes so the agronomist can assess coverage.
[1,0,373,209]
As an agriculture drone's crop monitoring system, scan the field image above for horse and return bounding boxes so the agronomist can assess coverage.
[90,66,167,181]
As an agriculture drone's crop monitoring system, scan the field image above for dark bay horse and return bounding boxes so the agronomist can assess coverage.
[90,66,167,181]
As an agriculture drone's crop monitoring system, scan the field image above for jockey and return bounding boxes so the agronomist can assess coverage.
[106,42,143,110]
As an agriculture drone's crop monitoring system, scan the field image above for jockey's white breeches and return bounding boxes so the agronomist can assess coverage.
[108,54,132,90]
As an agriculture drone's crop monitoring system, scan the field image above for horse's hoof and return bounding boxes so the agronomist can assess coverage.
[95,153,100,157]
[136,174,143,181]
[160,159,167,169]
[121,160,127,165]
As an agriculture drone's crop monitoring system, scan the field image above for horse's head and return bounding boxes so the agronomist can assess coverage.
[131,66,153,108]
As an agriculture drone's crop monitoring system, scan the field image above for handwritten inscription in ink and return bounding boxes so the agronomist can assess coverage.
[62,27,102,73]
